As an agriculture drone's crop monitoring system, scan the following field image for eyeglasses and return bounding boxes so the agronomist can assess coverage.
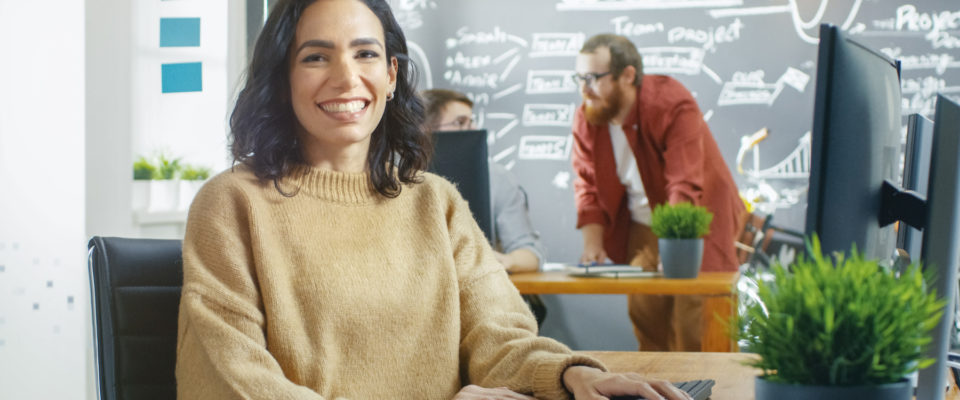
[435,115,475,131]
[572,71,612,87]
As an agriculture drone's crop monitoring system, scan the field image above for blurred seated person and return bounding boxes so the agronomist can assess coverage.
[422,88,544,274]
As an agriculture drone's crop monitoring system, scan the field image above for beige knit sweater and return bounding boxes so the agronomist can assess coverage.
[175,165,604,400]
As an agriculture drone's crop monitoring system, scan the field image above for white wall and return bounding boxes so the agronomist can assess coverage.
[0,0,88,398]
[85,0,137,241]
[87,0,242,242]
[5,0,248,399]
[131,0,233,173]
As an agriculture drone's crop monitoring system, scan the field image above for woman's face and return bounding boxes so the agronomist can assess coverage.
[289,0,397,170]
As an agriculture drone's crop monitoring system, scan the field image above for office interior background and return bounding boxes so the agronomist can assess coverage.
[1,0,958,398]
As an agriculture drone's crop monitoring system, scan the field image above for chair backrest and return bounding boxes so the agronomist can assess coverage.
[735,212,774,265]
[88,236,183,400]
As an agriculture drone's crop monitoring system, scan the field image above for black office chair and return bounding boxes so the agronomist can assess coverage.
[735,212,775,270]
[88,237,183,400]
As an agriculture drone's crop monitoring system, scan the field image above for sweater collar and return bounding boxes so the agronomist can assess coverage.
[284,164,380,204]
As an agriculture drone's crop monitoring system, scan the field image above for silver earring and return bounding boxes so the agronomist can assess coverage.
[387,92,394,101]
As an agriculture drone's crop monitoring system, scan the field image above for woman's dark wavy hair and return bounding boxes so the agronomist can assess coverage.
[230,0,430,198]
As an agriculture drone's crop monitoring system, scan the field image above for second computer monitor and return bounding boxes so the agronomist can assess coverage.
[915,94,960,400]
[898,113,935,262]
[429,129,495,244]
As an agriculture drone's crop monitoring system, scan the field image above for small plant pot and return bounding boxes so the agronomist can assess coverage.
[658,238,702,278]
[178,180,205,211]
[755,377,912,400]
[148,180,180,212]
[132,180,151,212]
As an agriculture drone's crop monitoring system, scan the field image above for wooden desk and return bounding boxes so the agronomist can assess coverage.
[510,271,739,352]
[582,351,960,400]
[583,351,756,400]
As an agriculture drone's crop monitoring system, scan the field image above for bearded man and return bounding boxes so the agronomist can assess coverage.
[570,34,745,352]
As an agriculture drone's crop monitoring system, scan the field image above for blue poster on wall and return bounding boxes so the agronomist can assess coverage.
[160,17,201,47]
[161,62,202,93]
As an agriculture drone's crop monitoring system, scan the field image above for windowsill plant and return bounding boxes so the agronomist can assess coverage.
[178,165,211,211]
[131,153,210,213]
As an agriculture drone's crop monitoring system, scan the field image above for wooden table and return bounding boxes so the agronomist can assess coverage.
[510,271,739,352]
[583,351,756,400]
[583,351,960,400]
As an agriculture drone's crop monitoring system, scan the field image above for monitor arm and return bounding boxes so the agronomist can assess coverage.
[880,179,927,230]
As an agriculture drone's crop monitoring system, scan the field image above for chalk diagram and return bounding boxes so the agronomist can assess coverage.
[390,0,439,91]
[898,74,960,116]
[556,0,744,11]
[718,67,810,106]
[709,2,960,115]
[707,0,863,45]
[558,0,865,45]
[438,26,532,148]
[407,41,433,91]
[736,127,811,214]
[873,4,960,117]
[428,0,850,176]
[387,0,438,30]
[419,0,960,196]
[435,24,587,178]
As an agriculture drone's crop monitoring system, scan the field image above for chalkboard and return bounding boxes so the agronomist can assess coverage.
[392,0,960,263]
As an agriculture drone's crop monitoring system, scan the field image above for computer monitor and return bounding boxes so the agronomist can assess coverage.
[428,129,495,244]
[805,25,960,397]
[897,114,935,262]
[915,94,960,400]
[805,24,902,262]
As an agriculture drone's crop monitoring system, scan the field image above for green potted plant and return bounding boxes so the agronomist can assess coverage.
[178,164,211,211]
[179,165,210,181]
[148,153,182,212]
[155,153,181,180]
[132,156,158,211]
[650,202,713,278]
[133,156,158,180]
[739,236,944,400]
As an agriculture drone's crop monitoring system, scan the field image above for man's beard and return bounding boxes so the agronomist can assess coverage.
[583,84,624,126]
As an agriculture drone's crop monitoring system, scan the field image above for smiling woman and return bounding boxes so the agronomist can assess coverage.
[230,0,428,197]
[174,1,693,399]
[288,0,399,174]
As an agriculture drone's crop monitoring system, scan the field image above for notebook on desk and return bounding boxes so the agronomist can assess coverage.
[609,379,715,400]
[559,263,662,278]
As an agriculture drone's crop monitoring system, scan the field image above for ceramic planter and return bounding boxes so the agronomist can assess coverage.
[132,180,151,211]
[148,180,180,212]
[178,180,206,211]
[658,238,702,278]
[755,377,912,400]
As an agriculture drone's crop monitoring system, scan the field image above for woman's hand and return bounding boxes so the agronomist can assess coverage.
[452,384,536,400]
[562,366,693,400]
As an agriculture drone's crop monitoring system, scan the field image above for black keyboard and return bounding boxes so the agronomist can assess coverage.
[609,379,715,400]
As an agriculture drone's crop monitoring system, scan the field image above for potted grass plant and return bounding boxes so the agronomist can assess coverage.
[133,156,158,180]
[147,153,181,212]
[738,236,944,400]
[650,202,713,278]
[132,156,157,211]
[178,164,211,211]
